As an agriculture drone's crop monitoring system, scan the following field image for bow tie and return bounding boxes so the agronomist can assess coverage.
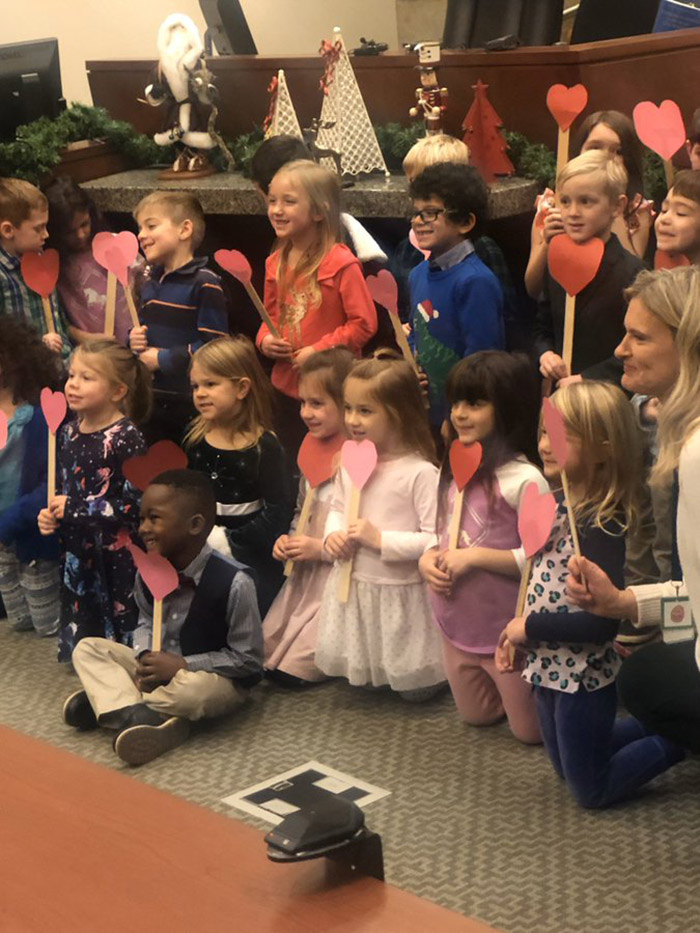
[178,573,196,589]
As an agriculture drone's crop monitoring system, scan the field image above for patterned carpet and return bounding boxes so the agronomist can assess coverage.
[2,621,699,933]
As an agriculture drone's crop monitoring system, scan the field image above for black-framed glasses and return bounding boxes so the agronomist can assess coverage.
[409,207,447,224]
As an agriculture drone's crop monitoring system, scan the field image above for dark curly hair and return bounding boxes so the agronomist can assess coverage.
[250,135,311,195]
[0,316,62,404]
[42,176,103,258]
[409,163,489,237]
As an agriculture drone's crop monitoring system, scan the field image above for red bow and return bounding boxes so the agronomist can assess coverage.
[263,75,279,133]
[319,39,342,95]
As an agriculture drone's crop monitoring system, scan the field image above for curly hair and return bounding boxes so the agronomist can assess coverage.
[42,176,103,258]
[0,316,62,404]
[409,162,489,236]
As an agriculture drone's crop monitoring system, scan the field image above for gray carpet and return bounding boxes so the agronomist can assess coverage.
[2,622,699,933]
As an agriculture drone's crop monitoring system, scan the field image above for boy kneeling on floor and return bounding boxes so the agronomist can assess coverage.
[63,469,263,766]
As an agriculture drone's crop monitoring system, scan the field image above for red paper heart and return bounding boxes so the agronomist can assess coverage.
[633,100,685,162]
[546,84,588,132]
[0,410,7,450]
[92,231,139,286]
[40,387,67,434]
[542,397,570,470]
[654,249,691,271]
[21,249,59,298]
[366,269,399,316]
[214,249,252,284]
[129,544,179,601]
[449,440,482,491]
[518,481,557,558]
[341,439,378,490]
[123,441,188,490]
[297,432,345,488]
[548,235,604,296]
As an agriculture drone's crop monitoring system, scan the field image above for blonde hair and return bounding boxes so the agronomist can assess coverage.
[653,266,700,484]
[402,134,470,181]
[133,191,205,250]
[556,149,628,202]
[624,265,699,334]
[346,358,436,464]
[271,160,341,313]
[0,178,47,227]
[184,335,274,446]
[73,340,153,424]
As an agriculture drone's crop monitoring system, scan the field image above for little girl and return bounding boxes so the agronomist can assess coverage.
[257,159,377,454]
[497,382,685,808]
[186,336,295,616]
[44,176,138,346]
[38,340,152,662]
[316,358,445,700]
[0,317,63,636]
[420,351,548,743]
[264,347,354,687]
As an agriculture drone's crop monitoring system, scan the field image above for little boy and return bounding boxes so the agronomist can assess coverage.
[686,109,700,171]
[63,469,263,766]
[535,149,644,385]
[408,162,504,425]
[654,170,700,265]
[0,177,71,360]
[129,191,228,443]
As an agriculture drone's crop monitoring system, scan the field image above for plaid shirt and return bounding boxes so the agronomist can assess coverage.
[0,247,71,360]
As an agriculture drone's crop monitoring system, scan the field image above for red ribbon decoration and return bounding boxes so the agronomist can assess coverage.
[319,39,342,95]
[263,75,279,133]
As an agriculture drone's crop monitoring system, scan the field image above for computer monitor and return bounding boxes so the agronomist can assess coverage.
[0,38,65,142]
[199,0,258,55]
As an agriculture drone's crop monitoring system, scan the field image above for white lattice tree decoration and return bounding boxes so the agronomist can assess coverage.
[264,69,303,140]
[316,27,390,178]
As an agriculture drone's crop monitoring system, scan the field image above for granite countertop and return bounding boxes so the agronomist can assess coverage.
[82,170,538,220]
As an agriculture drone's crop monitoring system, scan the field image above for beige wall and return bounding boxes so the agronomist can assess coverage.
[3,1,400,105]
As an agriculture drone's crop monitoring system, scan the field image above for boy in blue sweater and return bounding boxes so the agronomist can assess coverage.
[129,191,228,444]
[408,163,504,426]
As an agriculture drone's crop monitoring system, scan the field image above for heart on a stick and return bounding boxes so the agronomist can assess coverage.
[40,387,67,434]
[518,482,557,558]
[342,439,378,490]
[0,410,7,450]
[214,249,252,284]
[542,397,570,470]
[366,269,399,316]
[449,440,482,491]
[633,100,685,162]
[546,84,588,132]
[654,249,690,271]
[21,249,60,298]
[123,441,188,491]
[129,544,179,601]
[297,432,345,488]
[92,231,139,285]
[548,235,604,296]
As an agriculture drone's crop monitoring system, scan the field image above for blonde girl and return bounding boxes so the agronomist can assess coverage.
[37,340,152,662]
[497,382,685,808]
[186,335,295,615]
[316,358,445,700]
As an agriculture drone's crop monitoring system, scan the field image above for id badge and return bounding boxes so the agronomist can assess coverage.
[661,596,695,643]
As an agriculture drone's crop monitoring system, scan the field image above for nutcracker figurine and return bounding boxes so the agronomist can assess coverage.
[409,42,448,136]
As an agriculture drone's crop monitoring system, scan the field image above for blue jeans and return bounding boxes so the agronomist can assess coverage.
[534,683,685,809]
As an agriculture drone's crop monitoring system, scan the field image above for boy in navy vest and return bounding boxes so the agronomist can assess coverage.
[64,469,262,766]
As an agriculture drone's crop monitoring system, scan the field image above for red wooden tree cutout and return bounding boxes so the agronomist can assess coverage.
[462,80,515,184]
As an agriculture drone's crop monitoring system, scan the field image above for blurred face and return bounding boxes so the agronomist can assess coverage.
[558,175,621,243]
[137,210,188,266]
[687,141,700,172]
[411,196,474,258]
[65,353,124,417]
[65,210,92,253]
[615,297,679,401]
[1,209,49,255]
[450,399,495,446]
[655,188,700,262]
[139,484,193,561]
[190,360,248,424]
[344,377,397,454]
[581,122,623,161]
[267,173,319,246]
[538,421,585,486]
[299,374,343,439]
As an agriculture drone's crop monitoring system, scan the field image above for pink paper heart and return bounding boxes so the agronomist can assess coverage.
[0,410,7,450]
[40,387,67,434]
[518,482,557,558]
[548,235,604,296]
[214,249,252,284]
[546,84,588,132]
[633,100,686,162]
[129,544,179,601]
[341,439,378,490]
[21,249,60,298]
[449,440,482,492]
[366,269,399,316]
[409,227,431,259]
[542,397,570,470]
[654,249,690,271]
[92,231,139,285]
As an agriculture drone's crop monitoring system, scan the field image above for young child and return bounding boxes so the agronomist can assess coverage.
[316,358,445,700]
[685,108,700,171]
[0,316,63,636]
[420,351,547,743]
[408,162,505,427]
[654,170,700,266]
[129,191,228,444]
[43,176,138,346]
[496,382,685,808]
[534,150,644,386]
[63,469,263,766]
[37,340,152,662]
[0,177,71,361]
[186,335,295,616]
[264,347,354,687]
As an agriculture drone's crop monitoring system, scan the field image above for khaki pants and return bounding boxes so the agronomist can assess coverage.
[72,637,246,723]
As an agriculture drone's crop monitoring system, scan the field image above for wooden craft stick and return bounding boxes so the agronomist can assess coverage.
[124,283,140,328]
[507,557,534,666]
[389,315,419,373]
[152,599,163,652]
[562,293,576,374]
[284,488,315,577]
[448,488,464,550]
[556,127,570,179]
[337,485,361,603]
[47,432,57,505]
[104,271,117,338]
[560,471,581,558]
[42,297,55,335]
[663,159,675,190]
[242,281,279,338]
